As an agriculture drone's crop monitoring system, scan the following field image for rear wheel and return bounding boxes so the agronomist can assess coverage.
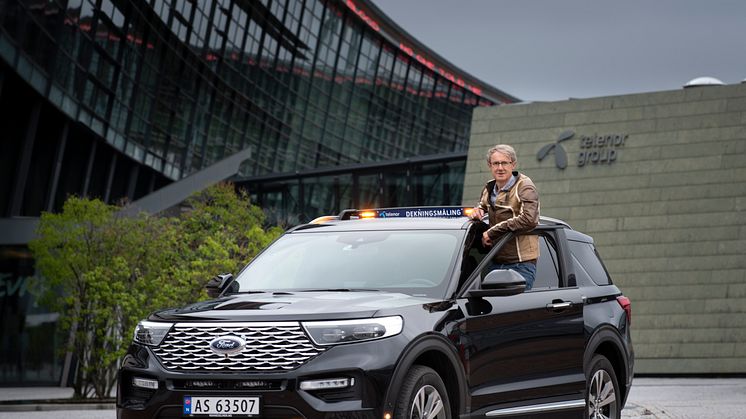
[587,355,620,419]
[394,365,451,419]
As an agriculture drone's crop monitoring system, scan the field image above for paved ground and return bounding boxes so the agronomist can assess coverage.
[621,378,746,419]
[0,387,74,402]
[1,377,745,418]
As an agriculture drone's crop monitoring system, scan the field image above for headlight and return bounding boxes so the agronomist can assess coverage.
[302,316,403,346]
[133,321,173,346]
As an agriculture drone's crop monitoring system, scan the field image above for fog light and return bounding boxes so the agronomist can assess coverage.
[132,377,159,390]
[299,377,354,391]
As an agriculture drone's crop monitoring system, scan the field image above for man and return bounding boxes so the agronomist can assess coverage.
[470,144,540,289]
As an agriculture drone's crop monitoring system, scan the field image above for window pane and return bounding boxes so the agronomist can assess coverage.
[235,230,463,297]
[569,240,612,286]
[534,236,560,289]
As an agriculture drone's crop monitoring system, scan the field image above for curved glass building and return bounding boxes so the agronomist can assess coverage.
[0,0,515,222]
[0,0,515,384]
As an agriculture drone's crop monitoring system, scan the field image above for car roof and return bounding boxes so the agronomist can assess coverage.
[290,207,572,233]
[293,217,472,232]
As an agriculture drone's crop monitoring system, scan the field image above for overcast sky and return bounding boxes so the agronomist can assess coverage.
[371,0,746,102]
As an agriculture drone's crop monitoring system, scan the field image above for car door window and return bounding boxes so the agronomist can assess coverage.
[458,222,491,288]
[464,230,562,292]
[533,236,560,290]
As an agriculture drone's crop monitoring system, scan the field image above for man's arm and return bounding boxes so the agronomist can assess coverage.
[470,186,490,220]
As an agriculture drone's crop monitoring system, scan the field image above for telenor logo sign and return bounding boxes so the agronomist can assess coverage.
[537,130,628,169]
[578,133,627,167]
[536,130,574,169]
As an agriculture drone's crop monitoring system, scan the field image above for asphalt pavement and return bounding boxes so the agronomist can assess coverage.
[621,377,746,418]
[1,377,745,418]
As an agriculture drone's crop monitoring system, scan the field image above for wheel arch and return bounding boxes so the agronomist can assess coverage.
[584,326,630,405]
[382,334,467,416]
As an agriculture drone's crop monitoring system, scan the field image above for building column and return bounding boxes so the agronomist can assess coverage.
[104,153,118,204]
[82,137,97,198]
[127,165,140,201]
[9,101,41,216]
[45,121,69,212]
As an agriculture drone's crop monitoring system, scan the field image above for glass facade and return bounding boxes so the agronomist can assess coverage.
[249,153,468,225]
[1,0,514,219]
[0,246,63,384]
[0,0,516,384]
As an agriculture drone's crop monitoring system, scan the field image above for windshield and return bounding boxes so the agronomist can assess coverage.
[234,229,463,297]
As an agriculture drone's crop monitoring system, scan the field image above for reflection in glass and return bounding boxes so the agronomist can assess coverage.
[235,230,462,297]
[2,0,502,214]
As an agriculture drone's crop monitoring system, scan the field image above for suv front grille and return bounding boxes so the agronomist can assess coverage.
[152,322,324,372]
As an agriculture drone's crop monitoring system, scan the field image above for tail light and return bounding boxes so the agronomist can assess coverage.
[616,296,631,325]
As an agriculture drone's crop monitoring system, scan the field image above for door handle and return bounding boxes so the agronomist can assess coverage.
[546,301,572,311]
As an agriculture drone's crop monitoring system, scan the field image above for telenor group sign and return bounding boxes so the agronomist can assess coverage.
[537,130,627,169]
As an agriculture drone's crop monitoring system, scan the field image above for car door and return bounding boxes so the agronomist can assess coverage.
[455,228,586,415]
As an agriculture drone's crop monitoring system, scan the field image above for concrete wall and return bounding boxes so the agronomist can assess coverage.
[463,84,746,374]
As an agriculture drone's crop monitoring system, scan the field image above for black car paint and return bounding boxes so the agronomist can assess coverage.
[117,217,633,418]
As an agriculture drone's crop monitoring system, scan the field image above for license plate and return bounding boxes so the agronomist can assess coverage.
[183,396,260,417]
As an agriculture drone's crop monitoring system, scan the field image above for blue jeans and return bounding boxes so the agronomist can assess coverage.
[488,261,536,290]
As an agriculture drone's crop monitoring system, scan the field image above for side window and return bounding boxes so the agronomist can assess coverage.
[467,230,561,291]
[458,223,490,287]
[532,236,560,290]
[568,240,612,286]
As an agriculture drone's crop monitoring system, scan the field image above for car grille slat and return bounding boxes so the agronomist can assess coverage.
[152,323,325,372]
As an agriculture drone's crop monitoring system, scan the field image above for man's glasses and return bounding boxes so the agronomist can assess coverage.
[489,160,514,168]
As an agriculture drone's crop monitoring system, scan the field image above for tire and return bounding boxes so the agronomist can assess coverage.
[586,355,621,419]
[394,365,452,419]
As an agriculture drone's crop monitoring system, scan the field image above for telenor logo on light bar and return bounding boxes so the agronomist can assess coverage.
[371,208,465,218]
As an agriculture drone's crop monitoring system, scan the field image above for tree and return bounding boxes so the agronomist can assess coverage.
[29,184,282,399]
[173,183,283,298]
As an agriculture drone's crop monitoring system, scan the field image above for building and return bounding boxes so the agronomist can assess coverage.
[0,0,515,385]
[464,82,746,374]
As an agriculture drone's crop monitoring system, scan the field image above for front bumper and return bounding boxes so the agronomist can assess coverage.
[117,339,401,419]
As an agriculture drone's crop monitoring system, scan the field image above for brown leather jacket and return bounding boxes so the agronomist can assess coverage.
[477,172,540,263]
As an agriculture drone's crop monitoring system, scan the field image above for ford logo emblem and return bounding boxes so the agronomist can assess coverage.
[209,336,246,357]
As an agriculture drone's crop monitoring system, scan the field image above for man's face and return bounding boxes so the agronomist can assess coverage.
[488,151,516,185]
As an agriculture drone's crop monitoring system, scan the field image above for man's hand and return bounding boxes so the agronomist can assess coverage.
[482,231,493,247]
[470,207,485,220]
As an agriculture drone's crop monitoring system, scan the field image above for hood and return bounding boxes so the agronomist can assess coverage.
[150,291,436,322]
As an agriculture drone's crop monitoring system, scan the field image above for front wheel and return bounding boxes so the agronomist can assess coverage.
[587,355,620,419]
[394,365,451,419]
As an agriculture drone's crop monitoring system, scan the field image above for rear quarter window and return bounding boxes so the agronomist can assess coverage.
[568,240,612,286]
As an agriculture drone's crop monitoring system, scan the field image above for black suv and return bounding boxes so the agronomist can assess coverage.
[117,207,633,419]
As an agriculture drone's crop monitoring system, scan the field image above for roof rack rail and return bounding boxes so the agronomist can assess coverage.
[337,208,359,220]
[540,216,572,229]
[309,209,571,228]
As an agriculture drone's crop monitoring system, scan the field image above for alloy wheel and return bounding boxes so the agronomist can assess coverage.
[410,384,446,419]
[588,369,618,419]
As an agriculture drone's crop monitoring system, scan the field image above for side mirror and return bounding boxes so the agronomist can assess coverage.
[468,269,526,298]
[205,273,233,298]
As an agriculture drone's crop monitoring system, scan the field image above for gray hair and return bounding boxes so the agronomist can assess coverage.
[486,144,517,163]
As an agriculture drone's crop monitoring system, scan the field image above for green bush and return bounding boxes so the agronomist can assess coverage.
[29,183,282,399]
